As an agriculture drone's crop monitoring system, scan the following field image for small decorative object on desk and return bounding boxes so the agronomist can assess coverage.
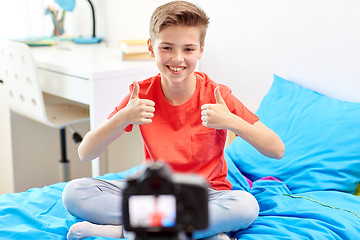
[45,5,66,36]
[119,39,153,60]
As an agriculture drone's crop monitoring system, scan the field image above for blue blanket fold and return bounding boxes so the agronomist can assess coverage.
[231,180,360,240]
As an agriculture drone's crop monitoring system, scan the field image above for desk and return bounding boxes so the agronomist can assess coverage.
[32,43,158,177]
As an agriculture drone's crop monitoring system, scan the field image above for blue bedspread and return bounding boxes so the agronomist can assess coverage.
[1,167,359,240]
[233,180,360,240]
[0,168,139,240]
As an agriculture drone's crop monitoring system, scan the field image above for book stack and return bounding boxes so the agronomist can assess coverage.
[119,40,153,60]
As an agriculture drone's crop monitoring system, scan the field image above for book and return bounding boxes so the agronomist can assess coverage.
[119,39,153,60]
[14,37,55,46]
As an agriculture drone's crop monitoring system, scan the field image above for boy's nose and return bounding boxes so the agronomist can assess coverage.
[171,50,184,62]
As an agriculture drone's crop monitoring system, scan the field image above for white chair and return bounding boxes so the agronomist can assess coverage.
[0,40,89,182]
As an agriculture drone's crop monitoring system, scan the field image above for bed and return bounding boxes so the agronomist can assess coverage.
[0,74,359,239]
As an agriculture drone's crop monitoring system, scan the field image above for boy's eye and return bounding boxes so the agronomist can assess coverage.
[185,48,195,52]
[162,46,172,50]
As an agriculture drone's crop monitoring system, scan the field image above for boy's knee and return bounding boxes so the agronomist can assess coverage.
[237,192,259,228]
[226,191,259,229]
[62,178,91,214]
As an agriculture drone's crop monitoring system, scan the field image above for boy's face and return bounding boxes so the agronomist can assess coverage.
[148,25,204,86]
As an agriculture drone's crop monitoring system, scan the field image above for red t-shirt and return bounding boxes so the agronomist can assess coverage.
[108,72,259,190]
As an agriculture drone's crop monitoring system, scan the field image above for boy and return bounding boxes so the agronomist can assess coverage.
[62,1,285,240]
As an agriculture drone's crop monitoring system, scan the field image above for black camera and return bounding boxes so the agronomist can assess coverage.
[122,161,209,240]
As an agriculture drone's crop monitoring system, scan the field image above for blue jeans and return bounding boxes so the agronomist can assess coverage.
[62,178,259,239]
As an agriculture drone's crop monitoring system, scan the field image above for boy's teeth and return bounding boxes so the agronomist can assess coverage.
[169,66,184,72]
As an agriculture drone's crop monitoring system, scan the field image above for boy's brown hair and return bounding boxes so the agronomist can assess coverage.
[149,1,210,46]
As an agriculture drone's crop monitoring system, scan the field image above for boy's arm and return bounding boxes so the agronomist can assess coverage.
[78,82,155,162]
[78,110,130,162]
[228,119,285,159]
[201,86,285,159]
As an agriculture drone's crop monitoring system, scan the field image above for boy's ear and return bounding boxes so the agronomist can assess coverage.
[198,42,205,60]
[147,39,155,57]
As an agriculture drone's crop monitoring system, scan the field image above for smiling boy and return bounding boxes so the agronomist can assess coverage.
[62,1,284,240]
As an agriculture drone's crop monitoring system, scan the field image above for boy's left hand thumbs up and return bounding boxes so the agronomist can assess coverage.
[201,86,232,129]
[214,86,226,105]
[124,81,155,125]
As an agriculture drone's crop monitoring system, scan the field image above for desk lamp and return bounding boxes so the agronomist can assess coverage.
[55,0,101,44]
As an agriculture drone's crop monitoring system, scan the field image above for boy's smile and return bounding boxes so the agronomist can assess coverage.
[167,66,186,73]
[148,25,204,104]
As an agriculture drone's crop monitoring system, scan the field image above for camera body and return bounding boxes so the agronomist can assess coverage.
[122,161,209,239]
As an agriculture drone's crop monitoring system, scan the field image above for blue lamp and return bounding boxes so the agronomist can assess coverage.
[55,0,101,44]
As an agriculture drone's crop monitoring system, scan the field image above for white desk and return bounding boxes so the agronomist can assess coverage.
[32,43,158,177]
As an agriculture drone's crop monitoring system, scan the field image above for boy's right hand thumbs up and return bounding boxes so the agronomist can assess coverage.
[124,81,155,125]
[130,81,140,100]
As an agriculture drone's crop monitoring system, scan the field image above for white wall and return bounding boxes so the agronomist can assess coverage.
[9,114,93,192]
[2,0,359,107]
[0,80,14,194]
[88,0,360,107]
[200,0,360,109]
[0,0,55,39]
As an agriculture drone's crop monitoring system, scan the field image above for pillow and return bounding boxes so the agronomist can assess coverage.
[225,74,360,194]
[225,151,251,192]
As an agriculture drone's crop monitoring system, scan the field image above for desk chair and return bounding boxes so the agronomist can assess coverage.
[0,40,89,182]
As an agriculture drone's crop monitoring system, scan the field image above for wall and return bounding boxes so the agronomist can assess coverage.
[2,0,359,104]
[0,0,51,39]
[87,0,360,107]
[0,80,14,194]
[200,0,360,108]
[9,114,93,192]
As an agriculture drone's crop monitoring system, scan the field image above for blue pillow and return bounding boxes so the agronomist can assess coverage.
[225,75,360,194]
[225,151,251,192]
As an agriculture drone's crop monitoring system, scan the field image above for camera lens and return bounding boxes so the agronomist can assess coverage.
[150,179,162,189]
